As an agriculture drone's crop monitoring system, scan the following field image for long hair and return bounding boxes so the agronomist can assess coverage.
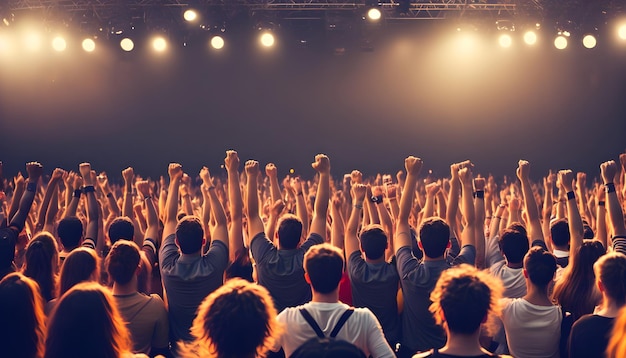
[23,232,59,302]
[59,247,100,296]
[553,240,604,320]
[0,273,46,358]
[180,278,283,358]
[607,306,626,358]
[45,282,132,358]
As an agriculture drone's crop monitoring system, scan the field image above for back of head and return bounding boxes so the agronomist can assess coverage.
[291,337,367,358]
[0,273,46,358]
[107,217,135,245]
[23,232,59,302]
[59,248,100,296]
[524,247,557,288]
[499,225,530,264]
[277,214,303,250]
[594,252,626,306]
[186,278,282,358]
[57,217,83,251]
[106,240,140,286]
[225,247,254,282]
[175,216,204,254]
[46,282,130,358]
[304,243,343,294]
[0,227,18,273]
[550,219,570,248]
[419,217,450,259]
[359,225,388,260]
[430,264,503,336]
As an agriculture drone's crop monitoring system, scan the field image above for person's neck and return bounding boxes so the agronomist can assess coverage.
[423,255,445,262]
[311,289,339,303]
[112,278,138,296]
[506,261,523,269]
[523,282,552,306]
[439,330,487,356]
[595,297,622,318]
[181,251,202,259]
[365,256,385,264]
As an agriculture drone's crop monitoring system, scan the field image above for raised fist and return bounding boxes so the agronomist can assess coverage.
[509,196,521,211]
[290,177,302,194]
[245,160,260,177]
[351,183,367,202]
[311,154,330,173]
[78,163,91,179]
[620,153,626,171]
[576,172,587,190]
[136,180,151,198]
[122,167,134,183]
[404,156,423,176]
[199,167,212,185]
[265,163,278,178]
[425,182,440,197]
[516,160,530,182]
[224,150,240,173]
[474,177,486,191]
[600,160,617,185]
[168,163,183,180]
[27,162,44,181]
[51,168,66,181]
[350,170,363,185]
[270,199,286,217]
[458,167,473,186]
[96,172,109,189]
[73,175,83,190]
[558,170,575,192]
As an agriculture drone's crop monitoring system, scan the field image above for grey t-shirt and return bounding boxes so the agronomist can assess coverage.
[348,250,401,345]
[396,245,476,353]
[159,234,228,343]
[250,232,323,312]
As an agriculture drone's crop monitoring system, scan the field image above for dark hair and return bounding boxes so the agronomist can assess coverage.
[225,247,254,282]
[106,241,140,286]
[23,232,59,302]
[107,217,135,245]
[181,278,282,358]
[0,227,17,270]
[0,273,46,358]
[59,248,100,296]
[291,337,367,358]
[419,217,450,259]
[57,217,83,250]
[498,226,530,264]
[595,252,626,306]
[175,216,204,254]
[359,225,388,260]
[277,215,303,250]
[550,219,570,248]
[304,244,343,294]
[524,247,557,288]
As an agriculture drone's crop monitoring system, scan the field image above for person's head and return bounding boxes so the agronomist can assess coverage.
[277,214,303,250]
[45,282,131,358]
[106,240,140,286]
[498,225,530,264]
[107,217,135,245]
[304,243,343,294]
[418,217,450,259]
[290,338,367,358]
[594,252,626,307]
[59,248,100,296]
[57,217,83,251]
[0,273,46,358]
[430,264,503,337]
[359,225,388,260]
[175,216,205,254]
[182,278,282,358]
[550,219,570,248]
[225,247,254,283]
[23,231,59,302]
[0,227,18,275]
[582,221,595,240]
[523,247,557,290]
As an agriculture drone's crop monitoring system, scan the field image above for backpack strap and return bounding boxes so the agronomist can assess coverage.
[299,308,325,338]
[329,308,354,338]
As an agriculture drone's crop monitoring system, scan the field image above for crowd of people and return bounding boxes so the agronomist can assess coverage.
[1,151,626,358]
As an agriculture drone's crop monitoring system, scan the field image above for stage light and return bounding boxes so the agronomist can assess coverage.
[210,35,224,50]
[618,24,626,40]
[523,31,537,45]
[260,32,275,47]
[554,35,567,50]
[82,38,96,52]
[183,9,198,22]
[120,38,134,52]
[582,34,596,49]
[24,32,42,52]
[498,34,512,48]
[152,36,167,52]
[52,36,67,52]
[367,8,382,21]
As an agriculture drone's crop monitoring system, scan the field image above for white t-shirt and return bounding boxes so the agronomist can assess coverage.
[275,301,395,358]
[500,298,562,358]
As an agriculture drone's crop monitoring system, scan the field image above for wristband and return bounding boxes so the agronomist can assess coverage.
[605,183,616,194]
[353,203,363,209]
[598,201,605,207]
[474,190,485,199]
[26,182,37,192]
[207,186,216,191]
[370,195,383,204]
[566,191,575,200]
[82,185,95,194]
[73,189,82,198]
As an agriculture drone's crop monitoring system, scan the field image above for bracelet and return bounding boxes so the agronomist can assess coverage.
[474,190,485,199]
[493,216,502,220]
[566,191,575,200]
[73,189,82,198]
[143,196,152,201]
[598,201,605,207]
[606,183,616,194]
[82,185,95,194]
[207,186,216,191]
[370,195,383,204]
[353,203,363,209]
[26,182,37,192]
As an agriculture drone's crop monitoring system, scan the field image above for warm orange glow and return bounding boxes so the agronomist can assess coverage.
[583,35,597,49]
[52,36,67,52]
[523,31,537,45]
[82,38,96,52]
[554,36,567,50]
[368,8,382,21]
[498,34,512,48]
[618,24,626,40]
[153,37,167,52]
[184,9,198,22]
[120,38,134,52]
[260,32,275,47]
[210,35,224,50]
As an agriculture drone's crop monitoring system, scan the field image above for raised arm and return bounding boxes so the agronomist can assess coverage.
[225,150,244,259]
[136,180,159,246]
[330,191,345,249]
[7,173,26,226]
[345,184,366,257]
[309,154,331,239]
[601,161,626,241]
[9,162,43,232]
[517,160,545,244]
[395,156,423,252]
[245,160,264,247]
[43,184,60,234]
[577,172,593,227]
[122,167,135,219]
[79,163,99,248]
[458,167,476,250]
[35,168,65,234]
[265,163,282,204]
[473,177,486,269]
[559,169,585,262]
[96,172,120,218]
[64,175,82,218]
[595,186,608,249]
[202,166,229,249]
[365,184,381,225]
[180,174,194,216]
[423,182,439,219]
[447,163,461,240]
[163,163,183,239]
[290,177,309,237]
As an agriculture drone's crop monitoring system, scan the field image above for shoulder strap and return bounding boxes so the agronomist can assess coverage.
[299,308,325,338]
[329,307,354,338]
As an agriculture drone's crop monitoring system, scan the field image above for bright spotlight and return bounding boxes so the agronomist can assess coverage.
[0,33,12,55]
[24,32,42,52]
[210,35,224,50]
[498,34,512,48]
[523,31,537,45]
[52,36,67,52]
[367,8,382,21]
[183,9,197,22]
[618,24,626,40]
[260,32,275,47]
[82,38,96,52]
[554,35,568,50]
[582,34,596,49]
[152,36,167,52]
[120,38,134,52]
